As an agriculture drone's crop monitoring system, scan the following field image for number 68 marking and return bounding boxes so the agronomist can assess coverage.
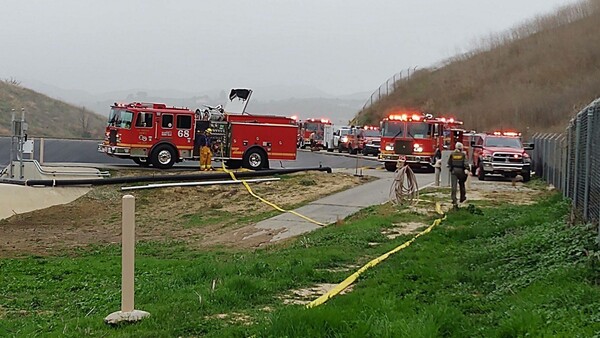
[177,130,190,138]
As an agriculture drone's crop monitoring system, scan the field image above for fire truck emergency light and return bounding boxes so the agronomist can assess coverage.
[492,131,522,136]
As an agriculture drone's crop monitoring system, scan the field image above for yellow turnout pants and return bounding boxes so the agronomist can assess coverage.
[200,146,212,170]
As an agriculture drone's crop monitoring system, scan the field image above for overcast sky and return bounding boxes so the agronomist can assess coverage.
[0,0,580,97]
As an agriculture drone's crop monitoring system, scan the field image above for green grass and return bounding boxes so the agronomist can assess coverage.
[1,194,599,337]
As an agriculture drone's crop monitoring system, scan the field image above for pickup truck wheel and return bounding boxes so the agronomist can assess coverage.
[523,171,531,182]
[471,163,477,176]
[151,144,177,169]
[384,162,397,172]
[477,163,486,181]
[243,148,268,170]
[338,145,343,153]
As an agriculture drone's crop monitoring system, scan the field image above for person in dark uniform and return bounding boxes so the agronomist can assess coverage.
[447,142,469,208]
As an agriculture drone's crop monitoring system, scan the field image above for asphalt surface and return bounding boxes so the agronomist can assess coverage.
[0,137,437,242]
[246,168,435,242]
[0,136,381,169]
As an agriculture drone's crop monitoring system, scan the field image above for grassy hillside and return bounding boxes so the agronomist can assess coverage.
[355,0,600,136]
[0,80,106,139]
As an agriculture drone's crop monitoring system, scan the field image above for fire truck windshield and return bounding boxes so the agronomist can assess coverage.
[382,121,404,137]
[108,108,134,129]
[406,122,433,139]
[304,122,323,132]
[484,136,523,148]
[362,129,380,137]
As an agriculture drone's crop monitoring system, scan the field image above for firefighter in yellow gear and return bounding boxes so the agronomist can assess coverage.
[198,128,214,171]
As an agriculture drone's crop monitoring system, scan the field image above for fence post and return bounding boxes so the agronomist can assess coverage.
[105,195,150,324]
[572,114,582,212]
[558,135,568,193]
[565,124,573,198]
[583,109,593,220]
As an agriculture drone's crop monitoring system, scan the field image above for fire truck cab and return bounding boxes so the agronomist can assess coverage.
[378,112,463,172]
[297,118,333,150]
[98,89,298,170]
[471,131,534,181]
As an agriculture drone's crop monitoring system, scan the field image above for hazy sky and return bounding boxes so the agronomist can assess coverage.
[0,0,580,96]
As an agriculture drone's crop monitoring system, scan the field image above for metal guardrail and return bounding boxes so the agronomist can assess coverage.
[533,98,600,242]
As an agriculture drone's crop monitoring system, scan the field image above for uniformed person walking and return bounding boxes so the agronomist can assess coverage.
[447,142,469,208]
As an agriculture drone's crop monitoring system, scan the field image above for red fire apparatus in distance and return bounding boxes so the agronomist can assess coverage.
[378,112,464,172]
[97,90,298,170]
[297,118,333,150]
[359,126,381,156]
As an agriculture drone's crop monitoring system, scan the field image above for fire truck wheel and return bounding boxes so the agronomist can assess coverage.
[132,157,151,167]
[243,148,268,170]
[151,144,177,169]
[225,160,242,169]
[384,162,397,172]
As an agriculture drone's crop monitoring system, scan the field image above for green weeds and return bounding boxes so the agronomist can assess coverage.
[1,193,598,337]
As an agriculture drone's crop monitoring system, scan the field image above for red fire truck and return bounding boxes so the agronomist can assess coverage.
[97,89,298,170]
[297,118,333,150]
[378,112,464,172]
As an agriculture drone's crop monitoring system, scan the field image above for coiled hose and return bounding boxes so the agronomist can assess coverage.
[389,161,419,205]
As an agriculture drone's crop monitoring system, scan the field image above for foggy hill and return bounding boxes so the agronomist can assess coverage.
[354,0,600,136]
[21,81,367,127]
[0,80,106,139]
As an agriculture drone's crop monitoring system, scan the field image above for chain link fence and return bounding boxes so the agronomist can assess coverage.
[361,67,418,111]
[532,98,600,241]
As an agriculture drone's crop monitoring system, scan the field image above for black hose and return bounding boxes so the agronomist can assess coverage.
[0,167,333,187]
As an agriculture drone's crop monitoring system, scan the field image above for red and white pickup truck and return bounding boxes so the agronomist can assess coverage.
[471,131,534,182]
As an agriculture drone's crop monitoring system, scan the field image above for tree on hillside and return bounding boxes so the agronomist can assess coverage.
[80,106,91,138]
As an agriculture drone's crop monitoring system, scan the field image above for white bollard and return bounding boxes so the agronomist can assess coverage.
[39,138,44,164]
[440,150,452,187]
[105,195,150,325]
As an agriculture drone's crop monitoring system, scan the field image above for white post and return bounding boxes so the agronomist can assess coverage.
[121,195,135,312]
[105,195,150,324]
[39,138,44,165]
[440,150,452,187]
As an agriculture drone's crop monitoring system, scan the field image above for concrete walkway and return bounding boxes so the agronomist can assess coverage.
[244,169,435,242]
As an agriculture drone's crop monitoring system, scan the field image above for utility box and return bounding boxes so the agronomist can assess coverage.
[440,150,452,187]
[23,139,34,154]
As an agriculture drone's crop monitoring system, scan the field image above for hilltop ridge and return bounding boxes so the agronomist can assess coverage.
[354,0,600,135]
[0,80,106,139]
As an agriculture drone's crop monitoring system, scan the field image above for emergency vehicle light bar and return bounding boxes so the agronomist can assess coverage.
[492,131,521,136]
[304,118,331,124]
[387,113,423,121]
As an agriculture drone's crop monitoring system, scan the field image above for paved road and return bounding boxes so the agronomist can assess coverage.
[245,168,435,242]
[0,137,381,169]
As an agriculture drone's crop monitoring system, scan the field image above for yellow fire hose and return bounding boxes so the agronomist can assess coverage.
[306,202,446,308]
[220,155,326,226]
